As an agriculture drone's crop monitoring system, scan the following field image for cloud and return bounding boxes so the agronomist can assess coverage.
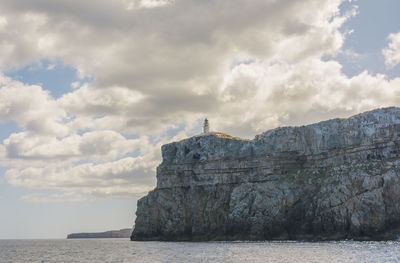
[1,0,400,201]
[6,147,159,199]
[0,75,68,136]
[210,57,400,137]
[383,32,400,68]
[2,130,140,164]
[21,192,88,203]
[0,0,348,89]
[125,0,176,10]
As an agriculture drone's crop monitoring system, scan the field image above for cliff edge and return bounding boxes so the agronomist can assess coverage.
[131,107,400,241]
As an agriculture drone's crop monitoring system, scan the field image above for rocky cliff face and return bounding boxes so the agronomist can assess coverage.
[131,107,400,241]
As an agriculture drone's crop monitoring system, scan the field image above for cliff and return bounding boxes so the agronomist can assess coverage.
[131,107,400,241]
[67,228,132,239]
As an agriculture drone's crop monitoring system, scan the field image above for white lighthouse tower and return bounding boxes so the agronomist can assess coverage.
[203,118,210,134]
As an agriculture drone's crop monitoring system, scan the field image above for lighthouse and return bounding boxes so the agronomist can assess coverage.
[203,118,210,133]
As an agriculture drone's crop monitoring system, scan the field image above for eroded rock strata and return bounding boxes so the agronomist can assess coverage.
[132,107,400,241]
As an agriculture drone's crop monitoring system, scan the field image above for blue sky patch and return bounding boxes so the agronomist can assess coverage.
[6,59,92,99]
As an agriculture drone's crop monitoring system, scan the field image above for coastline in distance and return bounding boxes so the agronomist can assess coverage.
[67,228,132,239]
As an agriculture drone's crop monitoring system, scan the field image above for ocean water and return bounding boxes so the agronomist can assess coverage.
[1,239,400,263]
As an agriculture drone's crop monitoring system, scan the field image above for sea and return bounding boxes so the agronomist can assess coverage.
[1,239,400,263]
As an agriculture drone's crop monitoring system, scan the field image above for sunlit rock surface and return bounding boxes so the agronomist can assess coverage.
[132,107,400,241]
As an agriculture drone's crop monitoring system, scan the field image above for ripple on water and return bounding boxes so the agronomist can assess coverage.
[1,239,400,263]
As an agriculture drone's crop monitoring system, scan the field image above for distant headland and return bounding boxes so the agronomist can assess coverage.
[131,107,400,241]
[67,228,132,239]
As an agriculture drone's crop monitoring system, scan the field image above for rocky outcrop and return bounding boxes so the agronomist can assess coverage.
[131,107,400,241]
[67,228,132,239]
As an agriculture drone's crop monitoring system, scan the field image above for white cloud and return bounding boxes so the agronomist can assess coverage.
[383,32,400,68]
[1,0,400,201]
[210,57,400,138]
[0,0,349,89]
[1,130,140,165]
[6,151,158,199]
[70,81,80,89]
[46,64,56,70]
[124,0,175,10]
[0,75,68,136]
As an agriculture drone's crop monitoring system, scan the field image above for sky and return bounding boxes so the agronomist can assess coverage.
[0,0,400,239]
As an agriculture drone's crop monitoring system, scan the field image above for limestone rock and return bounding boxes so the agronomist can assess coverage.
[131,107,400,241]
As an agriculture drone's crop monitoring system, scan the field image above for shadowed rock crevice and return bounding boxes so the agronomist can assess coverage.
[132,107,400,241]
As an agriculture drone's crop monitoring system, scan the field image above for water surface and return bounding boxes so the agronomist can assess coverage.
[1,239,400,262]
